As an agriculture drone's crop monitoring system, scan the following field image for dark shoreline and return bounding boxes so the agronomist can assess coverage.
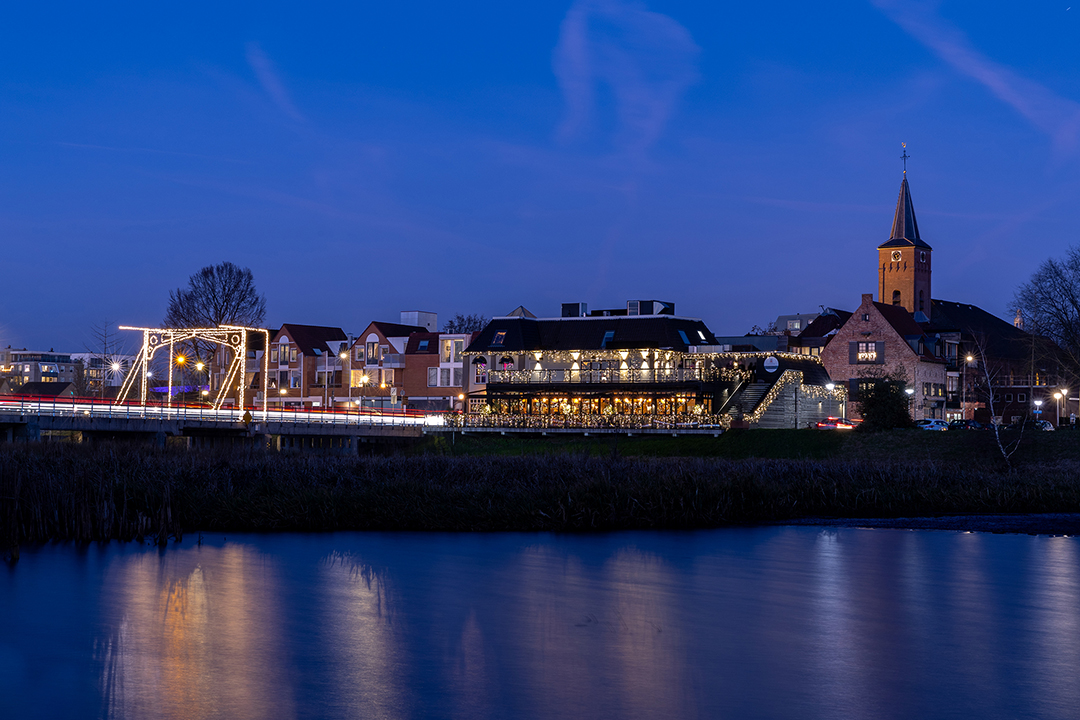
[777,513,1080,536]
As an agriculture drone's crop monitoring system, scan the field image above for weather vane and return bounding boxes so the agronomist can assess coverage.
[901,142,909,174]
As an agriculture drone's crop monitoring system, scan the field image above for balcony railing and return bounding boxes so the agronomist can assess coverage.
[487,368,717,384]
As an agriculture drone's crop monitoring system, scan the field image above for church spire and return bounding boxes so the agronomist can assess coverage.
[880,175,931,249]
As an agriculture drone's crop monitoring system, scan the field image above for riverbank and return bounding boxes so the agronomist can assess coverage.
[3,439,1080,549]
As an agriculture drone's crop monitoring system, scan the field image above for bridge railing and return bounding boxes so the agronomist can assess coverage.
[0,396,441,427]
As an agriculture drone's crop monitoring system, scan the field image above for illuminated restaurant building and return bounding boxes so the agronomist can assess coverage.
[463,301,844,429]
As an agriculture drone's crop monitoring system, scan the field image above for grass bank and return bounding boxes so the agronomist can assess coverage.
[418,427,1080,466]
[3,441,1079,549]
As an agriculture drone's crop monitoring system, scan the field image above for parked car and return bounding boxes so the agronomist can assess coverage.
[816,417,857,430]
[1035,419,1056,431]
[948,419,986,431]
[916,419,949,431]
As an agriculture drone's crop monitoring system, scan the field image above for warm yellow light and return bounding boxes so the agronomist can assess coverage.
[175,355,186,365]
[340,352,347,359]
[195,362,205,371]
[279,389,287,395]
[1054,392,1062,400]
[458,394,465,400]
[201,390,209,396]
[361,374,369,383]
[110,363,120,371]
[380,383,386,389]
[966,355,973,362]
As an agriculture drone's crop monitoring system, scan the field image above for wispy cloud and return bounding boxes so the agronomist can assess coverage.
[55,141,251,164]
[245,42,305,123]
[871,0,1080,155]
[553,0,699,157]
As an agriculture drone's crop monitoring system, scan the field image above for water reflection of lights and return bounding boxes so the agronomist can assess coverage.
[320,553,405,718]
[97,545,294,720]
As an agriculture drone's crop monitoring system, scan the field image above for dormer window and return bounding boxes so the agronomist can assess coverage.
[601,331,615,348]
[491,331,506,347]
[418,340,429,352]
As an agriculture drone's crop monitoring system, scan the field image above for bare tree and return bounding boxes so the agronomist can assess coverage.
[442,313,488,333]
[969,332,1026,469]
[1010,246,1080,380]
[78,321,130,399]
[164,263,267,387]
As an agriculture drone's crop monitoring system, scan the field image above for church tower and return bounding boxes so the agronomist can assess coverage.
[878,175,932,318]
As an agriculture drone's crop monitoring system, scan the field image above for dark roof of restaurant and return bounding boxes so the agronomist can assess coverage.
[879,176,932,249]
[465,316,718,353]
[276,324,348,356]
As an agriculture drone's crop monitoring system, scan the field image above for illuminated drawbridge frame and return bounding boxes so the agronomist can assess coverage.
[115,325,270,416]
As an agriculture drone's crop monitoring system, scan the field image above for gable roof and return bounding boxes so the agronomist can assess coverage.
[928,299,1045,362]
[798,309,852,338]
[5,381,76,398]
[504,305,537,318]
[405,332,441,354]
[465,316,718,353]
[879,176,932,249]
[370,321,427,338]
[275,324,348,356]
[874,301,926,337]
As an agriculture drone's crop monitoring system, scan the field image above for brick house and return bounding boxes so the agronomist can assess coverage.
[819,294,947,420]
[265,324,349,409]
[403,331,478,412]
[347,318,428,410]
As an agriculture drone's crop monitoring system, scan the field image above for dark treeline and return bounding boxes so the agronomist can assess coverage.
[3,443,1080,549]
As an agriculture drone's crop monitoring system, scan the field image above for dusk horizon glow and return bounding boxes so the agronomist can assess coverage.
[4,0,1080,350]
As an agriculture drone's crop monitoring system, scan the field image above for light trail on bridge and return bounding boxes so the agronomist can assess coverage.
[0,397,446,428]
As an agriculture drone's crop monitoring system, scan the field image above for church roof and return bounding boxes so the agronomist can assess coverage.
[879,176,932,250]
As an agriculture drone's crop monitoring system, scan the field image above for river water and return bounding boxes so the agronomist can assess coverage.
[2,527,1078,720]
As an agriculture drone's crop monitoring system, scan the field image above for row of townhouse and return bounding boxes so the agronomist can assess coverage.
[208,311,477,413]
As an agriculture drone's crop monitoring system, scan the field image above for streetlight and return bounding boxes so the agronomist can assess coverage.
[963,355,974,421]
[1054,391,1064,426]
[905,386,916,420]
[1034,398,1043,424]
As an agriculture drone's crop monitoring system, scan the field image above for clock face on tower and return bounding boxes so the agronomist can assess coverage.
[891,251,902,262]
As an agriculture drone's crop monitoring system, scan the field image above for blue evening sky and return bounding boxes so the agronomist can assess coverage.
[3,1,1079,349]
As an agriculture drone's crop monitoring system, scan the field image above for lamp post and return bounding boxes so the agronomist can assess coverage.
[339,350,349,412]
[1034,398,1043,426]
[963,354,973,421]
[825,382,836,419]
[905,386,915,420]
